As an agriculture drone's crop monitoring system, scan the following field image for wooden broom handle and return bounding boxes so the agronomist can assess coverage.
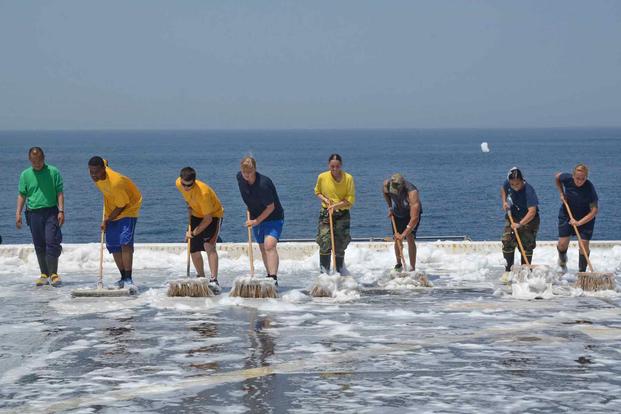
[186,211,192,277]
[247,211,255,277]
[390,215,407,270]
[328,208,337,271]
[506,209,530,266]
[562,198,595,272]
[98,203,105,288]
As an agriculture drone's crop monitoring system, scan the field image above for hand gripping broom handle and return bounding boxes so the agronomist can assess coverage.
[562,198,595,272]
[186,211,192,277]
[328,208,337,271]
[506,209,530,266]
[247,211,255,277]
[98,203,105,288]
[390,215,407,270]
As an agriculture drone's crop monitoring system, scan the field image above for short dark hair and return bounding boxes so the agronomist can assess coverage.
[88,156,105,167]
[28,147,45,159]
[328,153,342,163]
[180,167,196,181]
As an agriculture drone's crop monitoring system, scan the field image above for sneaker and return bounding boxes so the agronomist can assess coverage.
[500,271,511,284]
[393,264,403,271]
[35,274,49,286]
[123,277,134,287]
[50,274,62,287]
[209,277,219,286]
[115,278,125,289]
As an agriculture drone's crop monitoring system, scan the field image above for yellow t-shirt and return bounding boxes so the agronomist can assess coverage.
[95,167,142,219]
[314,171,355,209]
[176,178,224,218]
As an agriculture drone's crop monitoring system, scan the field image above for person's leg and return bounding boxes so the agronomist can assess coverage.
[121,245,134,281]
[263,236,279,276]
[557,216,571,270]
[44,208,62,284]
[191,252,205,277]
[316,210,331,272]
[406,233,417,271]
[204,241,218,279]
[501,217,517,272]
[334,211,351,273]
[577,223,594,272]
[28,210,49,284]
[520,215,539,266]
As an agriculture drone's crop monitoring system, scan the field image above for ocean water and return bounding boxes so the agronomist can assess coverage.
[0,242,620,413]
[1,128,620,244]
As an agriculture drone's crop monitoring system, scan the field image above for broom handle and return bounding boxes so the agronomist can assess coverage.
[506,209,530,266]
[562,198,595,272]
[328,208,337,271]
[186,211,192,277]
[390,215,407,270]
[98,203,105,288]
[247,211,255,277]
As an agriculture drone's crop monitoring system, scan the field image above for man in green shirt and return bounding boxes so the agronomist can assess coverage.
[16,147,65,287]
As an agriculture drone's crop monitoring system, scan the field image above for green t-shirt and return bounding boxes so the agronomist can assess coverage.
[18,164,64,210]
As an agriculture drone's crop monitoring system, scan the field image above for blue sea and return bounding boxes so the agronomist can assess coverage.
[1,128,619,244]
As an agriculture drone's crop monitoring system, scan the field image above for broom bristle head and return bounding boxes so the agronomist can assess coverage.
[167,279,215,297]
[309,284,333,297]
[229,276,279,299]
[576,272,615,292]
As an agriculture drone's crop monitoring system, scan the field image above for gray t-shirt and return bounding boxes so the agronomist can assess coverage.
[384,180,422,218]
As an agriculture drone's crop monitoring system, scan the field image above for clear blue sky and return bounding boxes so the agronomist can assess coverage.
[1,0,620,129]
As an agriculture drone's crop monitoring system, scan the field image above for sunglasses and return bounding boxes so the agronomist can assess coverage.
[181,181,195,188]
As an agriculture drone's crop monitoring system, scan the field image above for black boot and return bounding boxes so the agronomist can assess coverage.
[503,251,515,272]
[319,254,331,273]
[557,248,568,271]
[579,254,588,273]
[335,256,344,273]
[521,255,532,266]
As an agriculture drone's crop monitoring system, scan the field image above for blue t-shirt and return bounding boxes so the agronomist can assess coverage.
[559,172,598,220]
[503,180,539,221]
[237,171,284,221]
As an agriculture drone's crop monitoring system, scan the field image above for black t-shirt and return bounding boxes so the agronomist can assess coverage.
[503,180,539,221]
[237,171,284,221]
[559,172,598,220]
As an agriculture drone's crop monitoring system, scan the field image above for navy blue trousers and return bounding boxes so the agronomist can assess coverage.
[27,207,62,258]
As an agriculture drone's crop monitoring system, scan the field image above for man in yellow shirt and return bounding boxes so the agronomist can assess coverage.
[314,153,355,273]
[88,157,142,288]
[176,167,224,285]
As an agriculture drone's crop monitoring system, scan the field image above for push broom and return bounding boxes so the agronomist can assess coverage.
[167,213,216,297]
[389,215,431,287]
[229,211,278,298]
[310,208,337,297]
[562,199,615,291]
[72,203,137,297]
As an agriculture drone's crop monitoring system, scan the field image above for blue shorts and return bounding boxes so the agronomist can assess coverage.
[106,217,137,253]
[252,219,284,244]
[558,216,594,240]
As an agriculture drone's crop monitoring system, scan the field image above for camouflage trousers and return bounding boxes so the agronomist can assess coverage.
[501,214,540,255]
[316,209,351,256]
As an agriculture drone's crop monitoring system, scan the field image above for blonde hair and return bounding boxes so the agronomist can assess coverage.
[573,163,589,176]
[240,156,256,172]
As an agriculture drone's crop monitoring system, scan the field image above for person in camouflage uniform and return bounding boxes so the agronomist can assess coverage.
[500,167,540,280]
[314,154,356,273]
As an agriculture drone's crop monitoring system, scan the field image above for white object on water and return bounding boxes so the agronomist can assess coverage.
[480,142,490,153]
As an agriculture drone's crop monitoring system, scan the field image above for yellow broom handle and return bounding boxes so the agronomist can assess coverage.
[562,198,595,272]
[98,203,105,287]
[390,215,407,270]
[507,210,530,266]
[247,211,255,277]
[186,212,192,277]
[328,208,337,271]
